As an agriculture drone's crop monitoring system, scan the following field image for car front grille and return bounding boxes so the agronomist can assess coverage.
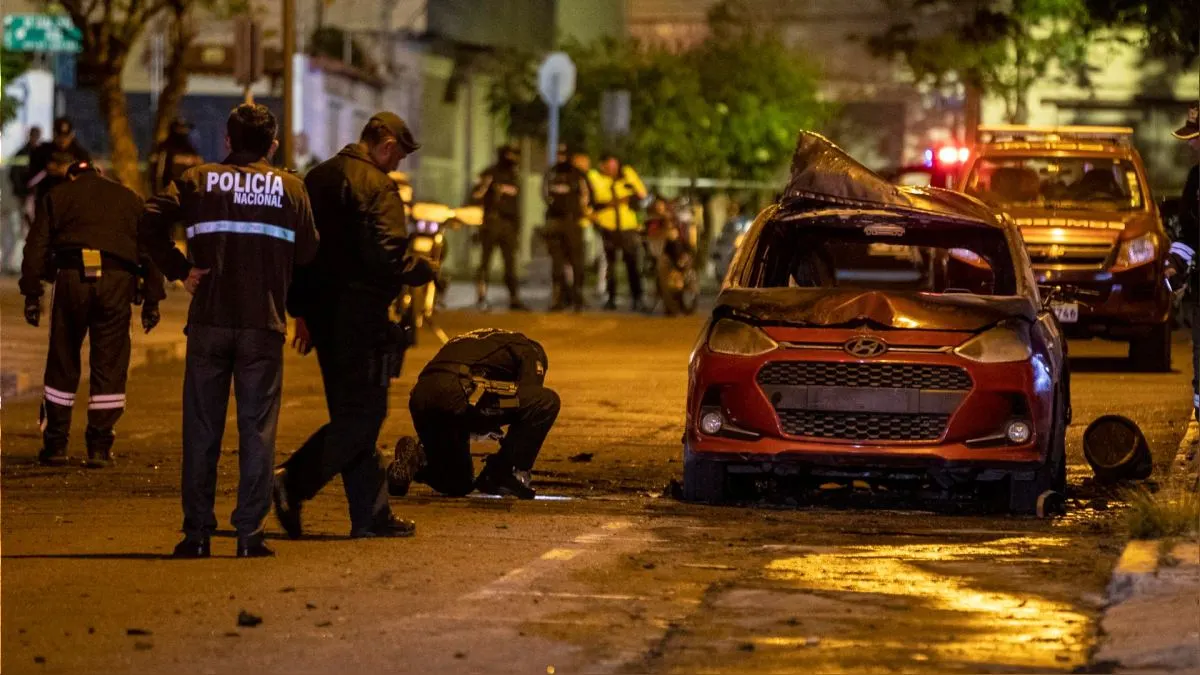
[777,410,950,442]
[757,361,972,391]
[1025,242,1113,268]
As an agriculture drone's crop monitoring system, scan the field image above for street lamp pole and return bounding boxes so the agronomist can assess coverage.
[282,0,296,169]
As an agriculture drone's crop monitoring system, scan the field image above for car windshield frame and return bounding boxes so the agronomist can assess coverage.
[964,154,1146,212]
[738,212,1023,297]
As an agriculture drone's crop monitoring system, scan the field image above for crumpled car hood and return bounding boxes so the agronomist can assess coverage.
[716,287,1036,331]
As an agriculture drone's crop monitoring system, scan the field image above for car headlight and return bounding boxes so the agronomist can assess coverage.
[707,318,778,357]
[954,322,1032,363]
[1113,233,1158,270]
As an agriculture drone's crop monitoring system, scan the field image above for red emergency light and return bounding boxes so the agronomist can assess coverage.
[936,146,970,165]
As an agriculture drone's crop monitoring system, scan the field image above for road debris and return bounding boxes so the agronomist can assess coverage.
[569,452,594,463]
[125,628,152,636]
[237,611,263,628]
[1084,416,1153,482]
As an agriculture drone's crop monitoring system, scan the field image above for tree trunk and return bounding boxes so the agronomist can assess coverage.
[96,66,144,195]
[152,13,195,146]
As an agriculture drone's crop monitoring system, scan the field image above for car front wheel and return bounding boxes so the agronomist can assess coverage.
[682,451,727,504]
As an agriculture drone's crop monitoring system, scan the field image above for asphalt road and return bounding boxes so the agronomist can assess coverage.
[1,308,1193,674]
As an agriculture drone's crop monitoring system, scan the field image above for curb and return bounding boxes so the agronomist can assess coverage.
[1092,419,1200,672]
[0,335,189,406]
[1106,419,1198,602]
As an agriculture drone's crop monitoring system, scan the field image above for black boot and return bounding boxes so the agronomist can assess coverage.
[237,537,275,558]
[272,468,303,540]
[350,512,417,539]
[172,537,211,559]
[475,457,536,500]
[84,426,114,468]
[387,436,426,497]
[37,446,69,467]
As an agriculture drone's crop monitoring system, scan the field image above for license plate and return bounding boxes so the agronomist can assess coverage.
[1052,302,1079,323]
[411,237,434,253]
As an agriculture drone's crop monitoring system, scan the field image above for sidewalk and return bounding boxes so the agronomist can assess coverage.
[0,276,192,405]
[1093,421,1200,673]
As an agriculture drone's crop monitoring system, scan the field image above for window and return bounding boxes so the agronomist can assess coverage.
[744,216,1018,296]
[965,156,1144,211]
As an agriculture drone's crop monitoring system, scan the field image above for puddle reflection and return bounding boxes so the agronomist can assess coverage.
[763,537,1089,668]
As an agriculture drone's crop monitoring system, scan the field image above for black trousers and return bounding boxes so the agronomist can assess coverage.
[281,295,394,532]
[41,268,134,455]
[477,215,520,300]
[181,325,284,543]
[409,372,560,497]
[600,229,642,302]
[545,219,585,306]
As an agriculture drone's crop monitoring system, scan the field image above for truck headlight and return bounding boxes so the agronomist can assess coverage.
[954,322,1032,363]
[1113,233,1158,270]
[707,318,777,357]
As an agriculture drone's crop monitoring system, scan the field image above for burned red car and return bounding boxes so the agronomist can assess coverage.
[685,133,1069,513]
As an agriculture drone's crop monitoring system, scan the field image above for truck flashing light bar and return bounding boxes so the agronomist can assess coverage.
[979,125,1134,145]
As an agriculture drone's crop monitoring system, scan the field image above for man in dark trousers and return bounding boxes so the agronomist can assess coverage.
[473,143,528,311]
[1166,104,1200,420]
[20,161,164,468]
[141,104,318,559]
[543,144,592,311]
[273,112,430,540]
[387,328,559,500]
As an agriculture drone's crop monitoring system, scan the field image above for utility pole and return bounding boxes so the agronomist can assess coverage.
[282,0,296,169]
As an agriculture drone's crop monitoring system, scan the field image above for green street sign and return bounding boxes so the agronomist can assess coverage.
[3,14,82,53]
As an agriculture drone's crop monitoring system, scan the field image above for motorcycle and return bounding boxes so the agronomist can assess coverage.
[643,196,700,316]
[393,200,482,346]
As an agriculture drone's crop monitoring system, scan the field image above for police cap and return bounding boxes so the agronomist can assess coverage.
[368,111,421,153]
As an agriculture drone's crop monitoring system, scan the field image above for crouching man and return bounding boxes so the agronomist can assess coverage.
[388,329,558,499]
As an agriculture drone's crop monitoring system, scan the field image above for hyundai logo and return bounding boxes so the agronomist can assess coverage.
[844,336,888,358]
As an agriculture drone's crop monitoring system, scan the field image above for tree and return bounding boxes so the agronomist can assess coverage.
[56,0,183,192]
[1085,0,1199,66]
[1,47,32,127]
[868,0,1094,123]
[152,0,251,147]
[485,1,828,182]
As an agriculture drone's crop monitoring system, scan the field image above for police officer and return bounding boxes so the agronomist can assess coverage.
[1166,104,1200,420]
[20,161,164,468]
[588,153,648,311]
[387,329,559,500]
[473,143,528,311]
[543,144,592,311]
[27,118,92,212]
[149,117,205,194]
[273,112,429,540]
[141,104,318,559]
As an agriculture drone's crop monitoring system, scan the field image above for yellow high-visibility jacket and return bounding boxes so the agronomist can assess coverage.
[587,166,647,232]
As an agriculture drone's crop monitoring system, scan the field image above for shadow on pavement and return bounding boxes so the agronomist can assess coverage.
[1069,356,1177,374]
[2,553,179,560]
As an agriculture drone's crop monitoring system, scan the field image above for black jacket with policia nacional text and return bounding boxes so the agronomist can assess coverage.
[140,152,319,334]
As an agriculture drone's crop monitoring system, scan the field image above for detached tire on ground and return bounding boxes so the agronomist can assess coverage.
[1083,415,1152,483]
[1129,322,1171,372]
[682,453,727,504]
